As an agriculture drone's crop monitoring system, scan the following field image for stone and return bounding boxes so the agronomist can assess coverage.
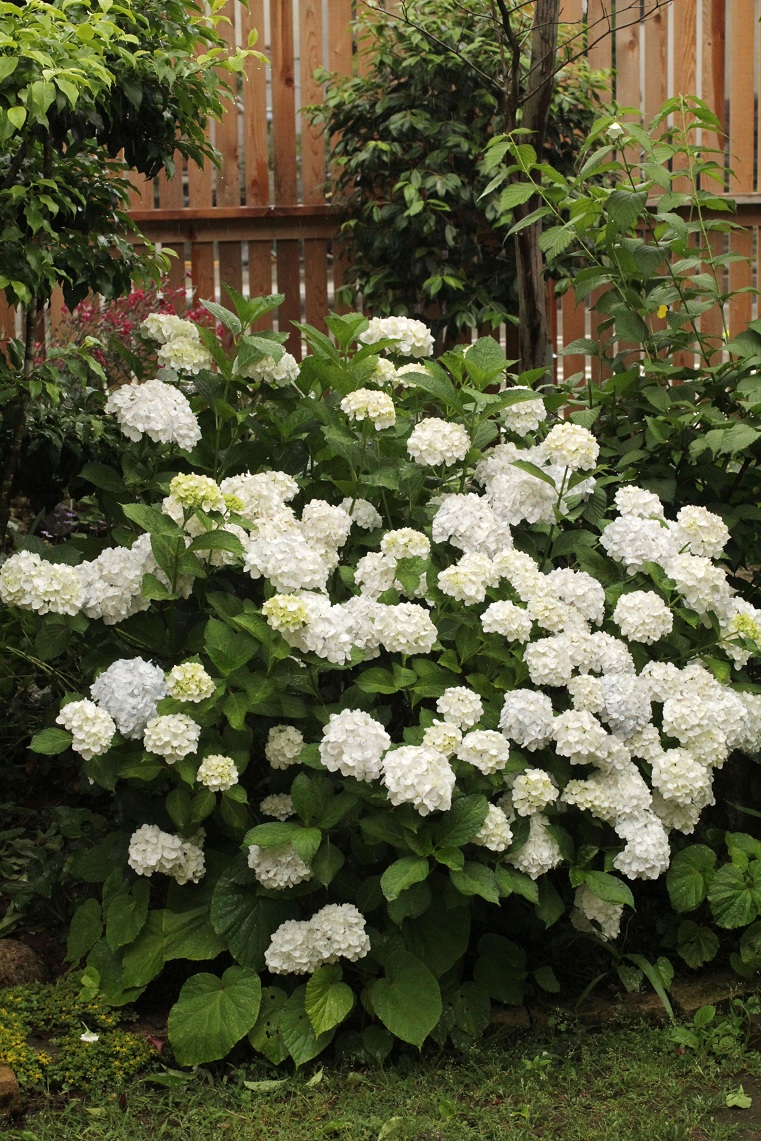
[491,1006,530,1029]
[620,990,670,1025]
[0,940,46,989]
[0,1065,21,1117]
[670,971,754,1018]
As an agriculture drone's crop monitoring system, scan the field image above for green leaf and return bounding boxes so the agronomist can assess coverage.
[243,822,322,864]
[726,1085,753,1110]
[248,986,289,1064]
[381,857,430,902]
[497,181,537,211]
[30,727,72,755]
[495,865,539,903]
[280,985,335,1066]
[451,981,491,1036]
[473,933,526,1004]
[450,862,500,904]
[708,863,759,929]
[204,618,258,674]
[168,966,262,1065]
[80,462,125,493]
[666,845,716,912]
[210,864,294,970]
[163,908,225,961]
[402,900,470,978]
[676,920,720,969]
[626,953,675,1024]
[607,188,648,231]
[304,964,355,1035]
[106,880,150,950]
[201,298,242,336]
[371,950,442,1048]
[434,795,488,848]
[121,912,165,988]
[66,899,103,963]
[584,871,635,909]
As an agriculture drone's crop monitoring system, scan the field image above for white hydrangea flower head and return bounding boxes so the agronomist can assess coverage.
[300,500,353,550]
[511,769,559,816]
[456,729,511,774]
[501,387,546,436]
[374,602,438,654]
[485,466,557,526]
[264,918,323,975]
[436,686,483,729]
[56,699,115,760]
[651,748,713,808]
[491,548,543,599]
[157,336,212,374]
[355,552,398,598]
[368,356,402,386]
[672,505,730,558]
[571,884,623,941]
[265,725,304,770]
[247,843,313,889]
[310,902,372,964]
[220,471,298,524]
[165,661,216,703]
[340,388,396,430]
[141,313,200,344]
[279,595,355,665]
[613,485,665,519]
[651,790,704,836]
[585,632,635,676]
[239,351,299,387]
[340,498,382,530]
[600,515,677,574]
[722,599,761,667]
[598,674,652,736]
[473,804,514,851]
[525,584,583,635]
[407,419,470,467]
[196,754,238,792]
[438,552,499,605]
[613,812,671,880]
[422,720,462,757]
[143,713,200,764]
[432,493,513,557]
[320,709,391,781]
[245,530,331,593]
[0,551,84,616]
[127,823,206,884]
[506,814,562,879]
[613,591,673,643]
[481,599,532,642]
[664,553,732,619]
[561,759,652,827]
[542,422,599,470]
[380,528,430,560]
[383,745,456,815]
[567,673,604,714]
[262,593,312,633]
[90,657,166,739]
[523,634,579,687]
[359,315,434,358]
[547,568,605,625]
[105,378,201,450]
[553,710,610,765]
[499,690,554,751]
[75,535,154,625]
[260,794,294,821]
[167,473,226,514]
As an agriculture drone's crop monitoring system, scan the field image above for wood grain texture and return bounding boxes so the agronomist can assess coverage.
[276,238,302,354]
[728,0,755,193]
[672,0,697,191]
[644,4,668,122]
[327,0,355,312]
[728,228,753,333]
[271,0,298,203]
[300,0,325,205]
[560,290,587,381]
[241,0,270,208]
[587,0,613,84]
[216,7,243,301]
[304,238,328,330]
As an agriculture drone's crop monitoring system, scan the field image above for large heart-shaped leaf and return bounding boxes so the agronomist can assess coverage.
[371,950,441,1048]
[168,966,262,1065]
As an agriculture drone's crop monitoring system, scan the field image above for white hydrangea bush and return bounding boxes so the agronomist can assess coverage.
[11,294,761,1068]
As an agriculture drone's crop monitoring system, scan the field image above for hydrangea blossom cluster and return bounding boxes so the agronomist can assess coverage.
[358,316,434,358]
[90,657,166,738]
[340,388,396,430]
[407,419,470,467]
[196,754,238,791]
[320,710,391,781]
[140,313,212,375]
[56,700,115,760]
[0,551,84,615]
[165,662,216,703]
[127,823,205,884]
[238,351,299,386]
[264,903,371,974]
[143,714,201,764]
[247,843,313,889]
[105,378,201,450]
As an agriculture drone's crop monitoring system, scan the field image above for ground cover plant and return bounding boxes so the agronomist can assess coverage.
[9,1018,761,1140]
[2,276,760,1070]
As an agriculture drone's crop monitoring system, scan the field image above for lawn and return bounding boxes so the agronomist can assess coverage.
[9,1020,761,1141]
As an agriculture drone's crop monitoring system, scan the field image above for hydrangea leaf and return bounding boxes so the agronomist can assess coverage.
[371,950,442,1048]
[304,964,355,1036]
[168,966,262,1065]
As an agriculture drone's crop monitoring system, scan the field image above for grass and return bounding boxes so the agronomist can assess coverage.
[8,1020,761,1141]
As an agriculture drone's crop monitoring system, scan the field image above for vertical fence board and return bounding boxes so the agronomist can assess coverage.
[216,10,243,303]
[644,5,668,121]
[271,0,301,349]
[727,0,755,335]
[560,291,587,381]
[328,0,355,311]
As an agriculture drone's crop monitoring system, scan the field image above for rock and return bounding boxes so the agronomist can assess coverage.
[0,940,46,989]
[670,971,754,1018]
[0,1065,21,1117]
[491,1006,530,1029]
[620,990,670,1025]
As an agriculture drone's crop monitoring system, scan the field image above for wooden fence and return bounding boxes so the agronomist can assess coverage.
[12,0,761,372]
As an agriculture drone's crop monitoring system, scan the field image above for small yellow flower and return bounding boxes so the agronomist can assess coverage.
[657,304,669,319]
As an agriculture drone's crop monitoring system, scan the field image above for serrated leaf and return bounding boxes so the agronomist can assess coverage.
[305,964,354,1035]
[584,871,635,909]
[666,845,716,912]
[381,857,430,901]
[30,727,72,755]
[371,950,442,1047]
[280,985,334,1066]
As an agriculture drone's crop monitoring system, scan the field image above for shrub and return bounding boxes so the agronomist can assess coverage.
[2,292,760,1066]
[310,0,605,344]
